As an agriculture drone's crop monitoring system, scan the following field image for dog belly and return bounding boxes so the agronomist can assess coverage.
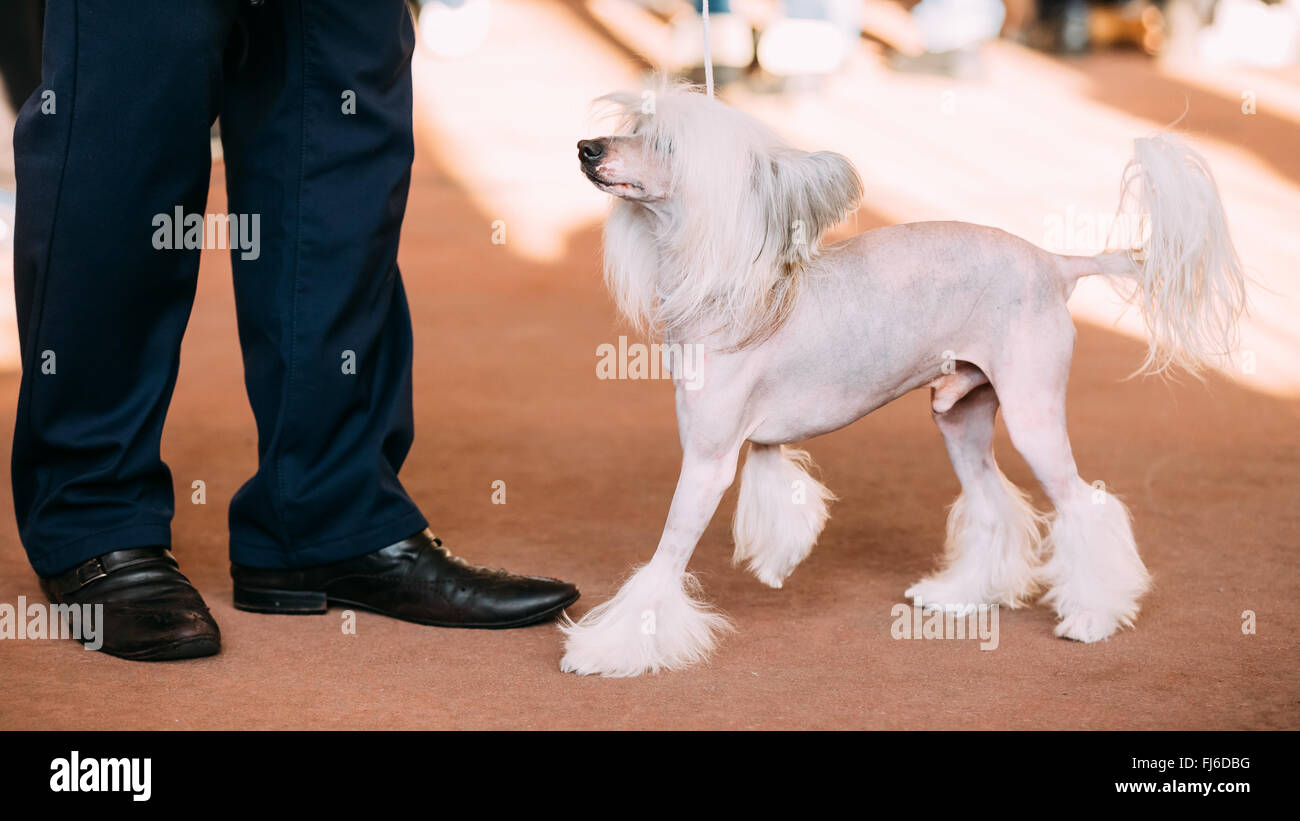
[746,366,939,445]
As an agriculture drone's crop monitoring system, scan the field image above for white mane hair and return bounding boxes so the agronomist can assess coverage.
[598,84,863,348]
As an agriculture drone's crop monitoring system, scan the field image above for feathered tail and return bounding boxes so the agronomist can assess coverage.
[1073,134,1248,377]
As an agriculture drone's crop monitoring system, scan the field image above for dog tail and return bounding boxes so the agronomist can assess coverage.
[1068,134,1248,378]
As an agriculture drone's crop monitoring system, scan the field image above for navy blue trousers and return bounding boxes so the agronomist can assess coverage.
[12,0,428,575]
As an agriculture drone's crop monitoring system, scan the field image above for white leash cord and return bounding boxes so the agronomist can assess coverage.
[701,0,714,97]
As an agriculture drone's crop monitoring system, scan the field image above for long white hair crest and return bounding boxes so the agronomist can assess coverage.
[597,85,862,348]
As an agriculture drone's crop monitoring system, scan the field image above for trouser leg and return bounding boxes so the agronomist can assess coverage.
[221,0,426,568]
[12,0,235,575]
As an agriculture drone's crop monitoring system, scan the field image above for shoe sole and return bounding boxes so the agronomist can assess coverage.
[233,585,580,629]
[107,635,221,662]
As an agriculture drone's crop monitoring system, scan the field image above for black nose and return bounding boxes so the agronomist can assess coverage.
[578,139,605,163]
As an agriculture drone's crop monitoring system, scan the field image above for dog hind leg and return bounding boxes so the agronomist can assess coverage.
[731,444,835,588]
[907,382,1047,612]
[991,334,1151,642]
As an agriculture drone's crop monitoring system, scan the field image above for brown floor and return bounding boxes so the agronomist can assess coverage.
[1,14,1298,729]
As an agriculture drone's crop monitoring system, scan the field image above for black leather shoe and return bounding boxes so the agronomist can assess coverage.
[39,548,221,661]
[230,529,580,629]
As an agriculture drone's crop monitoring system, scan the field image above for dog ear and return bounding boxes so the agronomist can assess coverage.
[764,150,862,268]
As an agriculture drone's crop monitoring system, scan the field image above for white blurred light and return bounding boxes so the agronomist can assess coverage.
[417,0,493,60]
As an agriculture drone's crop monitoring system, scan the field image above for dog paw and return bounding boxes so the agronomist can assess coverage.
[1040,493,1150,644]
[558,628,650,678]
[558,565,733,677]
[749,565,788,590]
[904,577,985,615]
[1053,609,1127,643]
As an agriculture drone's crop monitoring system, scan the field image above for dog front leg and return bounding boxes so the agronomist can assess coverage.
[559,446,742,677]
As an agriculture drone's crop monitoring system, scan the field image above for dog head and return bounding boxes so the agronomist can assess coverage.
[579,85,862,346]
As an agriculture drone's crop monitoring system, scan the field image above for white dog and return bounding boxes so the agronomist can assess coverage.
[561,85,1247,677]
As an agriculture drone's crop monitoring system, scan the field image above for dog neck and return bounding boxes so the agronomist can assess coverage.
[608,200,807,352]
